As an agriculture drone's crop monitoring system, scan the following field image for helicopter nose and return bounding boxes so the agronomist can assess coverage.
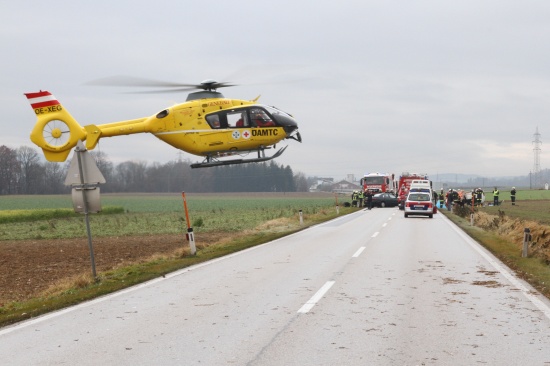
[281,119,299,139]
[277,118,301,143]
[272,113,298,131]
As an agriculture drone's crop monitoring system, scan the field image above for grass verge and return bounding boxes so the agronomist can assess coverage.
[442,211,550,300]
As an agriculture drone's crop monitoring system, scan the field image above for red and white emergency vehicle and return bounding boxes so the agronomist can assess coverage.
[360,172,396,194]
[397,172,430,209]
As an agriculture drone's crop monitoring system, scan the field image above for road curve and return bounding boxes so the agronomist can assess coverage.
[2,208,550,365]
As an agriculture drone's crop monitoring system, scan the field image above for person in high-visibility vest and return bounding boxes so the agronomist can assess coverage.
[493,187,500,206]
[358,190,364,207]
[439,189,444,208]
[351,191,358,207]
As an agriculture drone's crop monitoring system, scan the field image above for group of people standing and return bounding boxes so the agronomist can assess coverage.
[351,190,374,209]
[444,189,459,211]
[441,186,517,210]
[492,186,517,206]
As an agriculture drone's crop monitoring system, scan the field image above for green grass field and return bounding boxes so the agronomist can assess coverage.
[481,199,550,225]
[499,189,550,200]
[0,193,343,240]
[0,192,340,212]
[475,189,550,225]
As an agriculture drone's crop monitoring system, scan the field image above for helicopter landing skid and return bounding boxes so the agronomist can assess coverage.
[190,146,288,169]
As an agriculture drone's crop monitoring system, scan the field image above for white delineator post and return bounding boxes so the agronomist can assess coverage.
[181,192,196,255]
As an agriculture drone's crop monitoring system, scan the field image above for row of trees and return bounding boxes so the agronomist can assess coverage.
[0,145,309,194]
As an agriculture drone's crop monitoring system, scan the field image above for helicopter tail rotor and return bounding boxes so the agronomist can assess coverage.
[25,91,87,162]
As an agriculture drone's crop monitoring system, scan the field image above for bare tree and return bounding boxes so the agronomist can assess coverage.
[90,151,113,180]
[0,145,21,194]
[114,161,148,192]
[293,172,309,192]
[17,146,43,194]
[43,162,67,194]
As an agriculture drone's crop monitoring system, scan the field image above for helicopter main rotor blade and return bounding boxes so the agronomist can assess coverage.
[123,87,202,94]
[86,76,237,93]
[86,76,199,88]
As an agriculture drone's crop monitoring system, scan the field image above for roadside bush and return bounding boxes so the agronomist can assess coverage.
[453,204,474,219]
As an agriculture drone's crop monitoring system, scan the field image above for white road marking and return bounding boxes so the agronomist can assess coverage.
[297,281,335,314]
[352,247,366,258]
[372,232,379,238]
[382,223,388,228]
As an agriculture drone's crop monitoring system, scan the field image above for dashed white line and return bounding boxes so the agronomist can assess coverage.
[352,247,366,258]
[372,232,379,238]
[297,281,335,314]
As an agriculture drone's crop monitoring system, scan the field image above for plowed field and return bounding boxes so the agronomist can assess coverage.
[0,233,223,304]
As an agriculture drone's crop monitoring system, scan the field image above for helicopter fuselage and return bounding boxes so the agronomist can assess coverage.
[86,98,298,157]
[153,99,290,156]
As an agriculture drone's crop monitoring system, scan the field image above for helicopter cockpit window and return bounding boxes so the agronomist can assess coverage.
[227,111,248,128]
[206,114,221,129]
[250,108,275,127]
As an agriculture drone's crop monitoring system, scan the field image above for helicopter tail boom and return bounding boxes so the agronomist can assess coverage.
[26,91,150,161]
[26,91,87,162]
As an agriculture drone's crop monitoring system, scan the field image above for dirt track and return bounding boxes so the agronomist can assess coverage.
[0,233,222,304]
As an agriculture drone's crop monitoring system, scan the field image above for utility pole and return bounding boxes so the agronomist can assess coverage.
[532,127,542,189]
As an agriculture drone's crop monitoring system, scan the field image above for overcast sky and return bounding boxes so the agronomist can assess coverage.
[2,0,549,181]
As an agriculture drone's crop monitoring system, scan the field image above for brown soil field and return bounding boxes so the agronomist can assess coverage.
[0,233,225,304]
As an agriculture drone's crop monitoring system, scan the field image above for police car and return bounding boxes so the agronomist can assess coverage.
[404,192,434,218]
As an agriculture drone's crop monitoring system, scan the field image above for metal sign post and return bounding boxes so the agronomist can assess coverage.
[65,141,106,278]
[77,148,96,278]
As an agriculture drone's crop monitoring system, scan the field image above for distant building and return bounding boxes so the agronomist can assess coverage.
[309,177,334,192]
[331,180,362,194]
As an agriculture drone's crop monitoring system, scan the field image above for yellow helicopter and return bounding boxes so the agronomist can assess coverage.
[25,78,302,168]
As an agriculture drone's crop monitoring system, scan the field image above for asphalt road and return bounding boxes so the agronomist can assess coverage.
[2,208,550,365]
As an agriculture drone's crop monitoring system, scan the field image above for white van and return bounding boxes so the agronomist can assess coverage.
[409,180,434,204]
[409,180,432,194]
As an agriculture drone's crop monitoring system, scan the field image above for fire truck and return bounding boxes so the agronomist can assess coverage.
[360,172,396,194]
[396,172,430,209]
